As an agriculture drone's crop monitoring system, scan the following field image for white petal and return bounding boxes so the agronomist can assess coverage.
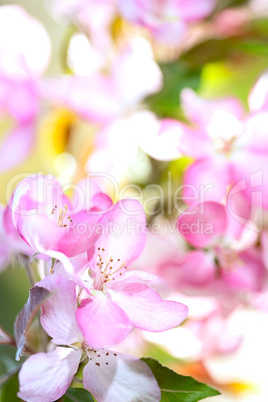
[18,347,82,402]
[37,274,83,345]
[83,350,160,402]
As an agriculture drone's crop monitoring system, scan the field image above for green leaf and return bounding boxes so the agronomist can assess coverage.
[143,358,220,401]
[63,387,95,402]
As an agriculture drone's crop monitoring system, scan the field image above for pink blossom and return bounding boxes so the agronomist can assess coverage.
[48,199,188,348]
[175,201,266,295]
[0,5,51,171]
[11,174,110,258]
[0,202,33,273]
[87,114,140,181]
[18,274,161,402]
[50,0,116,58]
[0,204,14,272]
[118,0,217,44]
[185,307,243,358]
[180,86,268,210]
[41,38,162,124]
[52,199,189,348]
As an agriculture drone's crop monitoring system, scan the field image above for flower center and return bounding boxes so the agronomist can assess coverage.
[93,247,127,290]
[51,204,73,228]
[218,248,242,272]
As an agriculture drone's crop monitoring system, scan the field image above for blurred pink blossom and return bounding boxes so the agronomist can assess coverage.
[118,0,217,44]
[0,5,51,171]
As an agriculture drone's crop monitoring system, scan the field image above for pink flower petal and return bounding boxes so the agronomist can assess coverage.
[261,231,268,270]
[76,292,132,349]
[158,250,215,289]
[109,283,188,331]
[231,149,268,210]
[248,70,268,112]
[220,248,266,292]
[183,155,231,204]
[3,201,32,256]
[87,115,139,180]
[0,204,11,272]
[36,274,83,345]
[76,177,113,212]
[0,5,51,77]
[12,174,101,256]
[109,269,157,286]
[0,123,35,172]
[178,126,214,159]
[150,19,187,45]
[225,189,254,241]
[136,114,213,161]
[18,347,82,402]
[241,112,268,153]
[130,232,183,275]
[44,250,88,290]
[88,199,146,268]
[135,113,182,161]
[181,88,244,127]
[112,38,162,105]
[177,201,227,248]
[41,75,121,123]
[178,0,216,22]
[83,349,160,402]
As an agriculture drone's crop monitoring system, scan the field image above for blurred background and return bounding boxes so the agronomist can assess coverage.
[1,0,268,400]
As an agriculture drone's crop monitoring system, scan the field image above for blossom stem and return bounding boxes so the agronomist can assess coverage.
[20,254,36,287]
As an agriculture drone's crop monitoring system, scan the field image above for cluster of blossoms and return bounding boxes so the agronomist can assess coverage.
[1,0,268,401]
[2,174,189,401]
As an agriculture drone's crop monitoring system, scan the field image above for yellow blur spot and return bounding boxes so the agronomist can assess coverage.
[226,381,258,395]
[39,108,76,160]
